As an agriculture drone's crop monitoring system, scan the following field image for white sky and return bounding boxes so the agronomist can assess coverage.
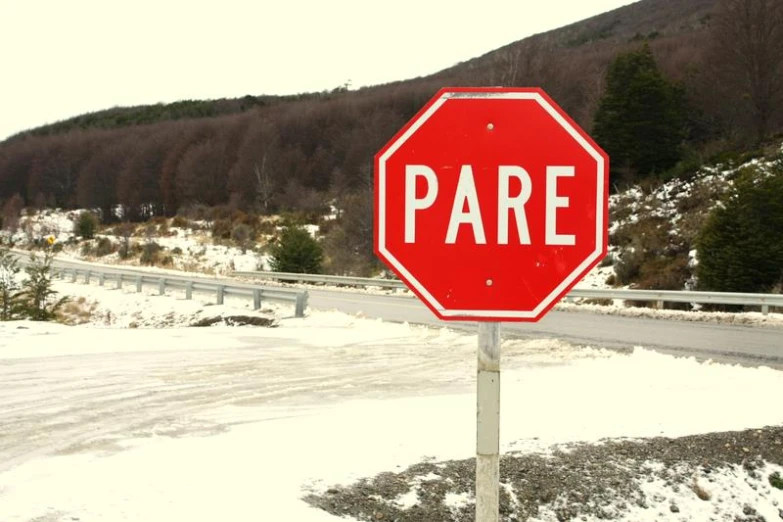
[0,0,636,141]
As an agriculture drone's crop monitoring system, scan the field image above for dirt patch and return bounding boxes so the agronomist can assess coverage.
[306,425,783,521]
[190,315,277,327]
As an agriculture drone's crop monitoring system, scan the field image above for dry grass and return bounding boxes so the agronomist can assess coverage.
[691,477,712,501]
[56,296,98,325]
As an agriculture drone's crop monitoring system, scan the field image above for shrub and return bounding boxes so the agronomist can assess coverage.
[171,215,189,229]
[269,226,323,274]
[140,241,163,265]
[94,237,114,257]
[614,249,644,286]
[211,218,232,240]
[178,203,211,221]
[74,211,99,240]
[116,223,135,259]
[696,164,783,293]
[231,223,254,254]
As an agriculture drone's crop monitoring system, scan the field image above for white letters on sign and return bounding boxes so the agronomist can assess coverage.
[545,166,575,246]
[404,165,438,243]
[446,166,486,244]
[403,164,575,245]
[498,166,532,245]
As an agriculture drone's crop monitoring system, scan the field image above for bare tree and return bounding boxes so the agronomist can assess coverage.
[254,155,274,213]
[2,194,24,232]
[707,0,783,143]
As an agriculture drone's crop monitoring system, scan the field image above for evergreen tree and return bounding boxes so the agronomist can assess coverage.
[696,162,783,293]
[74,211,99,240]
[592,43,686,185]
[269,226,323,274]
[20,251,69,321]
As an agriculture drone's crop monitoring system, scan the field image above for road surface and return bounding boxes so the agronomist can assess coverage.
[19,252,783,367]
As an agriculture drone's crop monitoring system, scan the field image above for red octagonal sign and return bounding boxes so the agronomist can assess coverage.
[374,87,609,322]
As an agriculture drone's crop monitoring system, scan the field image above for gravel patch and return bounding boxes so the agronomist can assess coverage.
[305,425,783,521]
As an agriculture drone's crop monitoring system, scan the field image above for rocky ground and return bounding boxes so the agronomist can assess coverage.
[306,426,783,521]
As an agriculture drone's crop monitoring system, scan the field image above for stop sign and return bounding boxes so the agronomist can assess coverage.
[374,87,609,322]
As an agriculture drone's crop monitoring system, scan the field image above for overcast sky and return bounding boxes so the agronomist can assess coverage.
[0,0,636,141]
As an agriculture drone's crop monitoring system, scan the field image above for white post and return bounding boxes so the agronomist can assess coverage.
[476,322,500,522]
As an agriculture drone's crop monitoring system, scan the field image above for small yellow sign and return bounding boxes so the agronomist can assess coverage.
[46,235,55,246]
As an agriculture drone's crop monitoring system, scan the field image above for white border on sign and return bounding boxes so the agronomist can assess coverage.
[377,91,606,319]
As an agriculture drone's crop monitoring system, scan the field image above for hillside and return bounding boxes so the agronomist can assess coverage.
[1,0,782,291]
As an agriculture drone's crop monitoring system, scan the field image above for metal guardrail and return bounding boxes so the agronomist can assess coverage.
[232,270,407,289]
[232,270,783,315]
[54,267,308,318]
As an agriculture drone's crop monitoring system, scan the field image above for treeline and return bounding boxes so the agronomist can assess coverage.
[5,93,329,141]
[0,88,421,219]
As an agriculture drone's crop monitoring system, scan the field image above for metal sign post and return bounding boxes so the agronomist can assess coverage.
[476,322,501,522]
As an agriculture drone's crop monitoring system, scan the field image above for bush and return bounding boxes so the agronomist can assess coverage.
[74,211,99,240]
[178,203,211,221]
[614,249,643,285]
[231,223,254,253]
[94,237,114,257]
[140,241,163,265]
[211,218,232,240]
[171,215,190,229]
[269,226,323,274]
[696,164,783,293]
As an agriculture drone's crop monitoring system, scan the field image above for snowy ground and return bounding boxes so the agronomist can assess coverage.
[1,279,782,521]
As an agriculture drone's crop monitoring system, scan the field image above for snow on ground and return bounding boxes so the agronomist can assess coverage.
[1,279,782,521]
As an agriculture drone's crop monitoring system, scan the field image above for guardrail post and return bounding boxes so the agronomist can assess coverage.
[253,289,262,310]
[186,282,193,300]
[656,300,664,310]
[99,273,105,286]
[71,270,78,283]
[136,276,142,292]
[158,278,166,296]
[295,291,308,318]
[762,304,769,315]
[116,274,123,290]
[85,271,91,284]
[216,285,225,305]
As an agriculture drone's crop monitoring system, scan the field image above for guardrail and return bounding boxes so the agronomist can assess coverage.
[232,270,407,290]
[54,267,308,317]
[232,270,783,315]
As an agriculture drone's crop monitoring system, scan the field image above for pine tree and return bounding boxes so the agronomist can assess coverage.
[696,162,783,293]
[20,251,69,321]
[269,226,323,274]
[592,43,686,185]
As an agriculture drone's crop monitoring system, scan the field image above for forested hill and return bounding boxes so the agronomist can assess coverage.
[0,0,781,226]
[5,0,717,142]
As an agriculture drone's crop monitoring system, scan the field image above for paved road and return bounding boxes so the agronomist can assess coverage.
[25,253,783,368]
[306,289,783,367]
